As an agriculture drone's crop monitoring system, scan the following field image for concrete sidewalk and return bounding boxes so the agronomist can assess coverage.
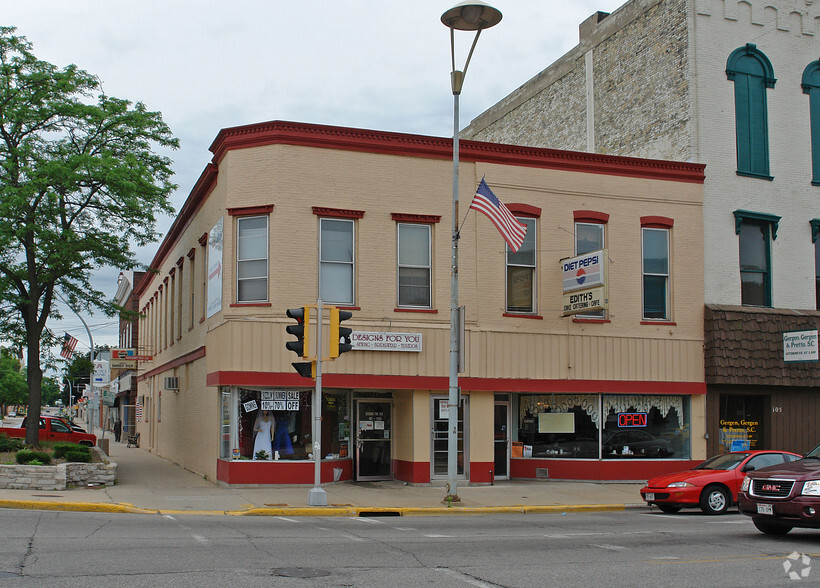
[0,430,647,516]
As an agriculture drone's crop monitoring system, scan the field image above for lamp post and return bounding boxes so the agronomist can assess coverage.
[440,1,502,500]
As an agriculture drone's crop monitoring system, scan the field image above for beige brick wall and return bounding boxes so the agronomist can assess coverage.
[136,126,704,478]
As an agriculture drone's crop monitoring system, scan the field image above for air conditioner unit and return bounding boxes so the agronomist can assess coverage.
[164,376,179,390]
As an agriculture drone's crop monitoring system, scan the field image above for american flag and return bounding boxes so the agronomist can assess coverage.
[469,178,528,253]
[60,332,78,359]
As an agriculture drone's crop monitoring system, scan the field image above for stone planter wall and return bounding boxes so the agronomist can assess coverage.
[0,447,117,490]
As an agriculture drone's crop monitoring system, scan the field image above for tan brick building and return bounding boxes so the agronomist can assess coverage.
[134,121,705,485]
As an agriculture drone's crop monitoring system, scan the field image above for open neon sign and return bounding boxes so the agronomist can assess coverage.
[618,412,647,427]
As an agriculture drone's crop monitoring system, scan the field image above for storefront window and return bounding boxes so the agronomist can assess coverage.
[603,395,690,459]
[517,395,600,458]
[230,388,351,460]
[515,394,690,460]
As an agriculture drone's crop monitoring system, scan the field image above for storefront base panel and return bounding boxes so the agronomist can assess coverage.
[470,462,494,484]
[216,459,353,485]
[510,458,700,481]
[394,459,430,484]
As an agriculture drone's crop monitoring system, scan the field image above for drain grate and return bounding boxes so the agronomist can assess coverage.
[273,568,331,578]
[358,510,401,517]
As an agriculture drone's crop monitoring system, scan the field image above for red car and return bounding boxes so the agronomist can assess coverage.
[640,450,802,515]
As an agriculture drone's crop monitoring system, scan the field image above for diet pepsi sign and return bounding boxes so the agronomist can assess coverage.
[561,249,606,293]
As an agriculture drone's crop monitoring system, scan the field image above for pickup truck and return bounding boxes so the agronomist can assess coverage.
[0,416,97,446]
[738,442,820,535]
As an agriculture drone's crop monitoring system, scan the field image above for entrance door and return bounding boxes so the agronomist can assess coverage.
[494,401,510,479]
[431,396,468,480]
[719,394,768,452]
[355,400,392,481]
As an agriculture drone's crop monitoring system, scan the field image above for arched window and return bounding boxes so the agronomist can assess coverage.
[726,44,776,180]
[803,61,820,186]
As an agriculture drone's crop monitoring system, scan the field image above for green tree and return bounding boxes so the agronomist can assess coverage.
[0,348,27,413]
[40,376,61,406]
[0,27,178,445]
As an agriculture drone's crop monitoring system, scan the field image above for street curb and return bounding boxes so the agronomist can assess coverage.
[0,499,644,516]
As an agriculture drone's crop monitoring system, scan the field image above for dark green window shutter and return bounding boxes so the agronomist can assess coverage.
[803,61,820,185]
[727,44,775,180]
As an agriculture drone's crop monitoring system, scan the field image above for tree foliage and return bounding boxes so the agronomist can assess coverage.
[0,347,27,410]
[0,27,178,444]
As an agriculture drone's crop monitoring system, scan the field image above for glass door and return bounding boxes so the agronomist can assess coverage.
[431,396,468,480]
[494,401,510,479]
[355,400,392,481]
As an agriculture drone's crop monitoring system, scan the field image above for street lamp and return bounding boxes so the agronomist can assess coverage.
[440,1,502,501]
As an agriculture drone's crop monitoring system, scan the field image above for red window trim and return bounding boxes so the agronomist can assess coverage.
[507,203,541,218]
[230,303,272,308]
[572,318,611,324]
[502,313,543,320]
[640,320,677,326]
[641,216,674,229]
[394,308,438,313]
[391,213,442,224]
[312,206,365,219]
[574,210,610,224]
[335,306,361,311]
[227,205,274,217]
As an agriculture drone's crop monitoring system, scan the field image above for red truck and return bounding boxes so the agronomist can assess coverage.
[0,416,97,446]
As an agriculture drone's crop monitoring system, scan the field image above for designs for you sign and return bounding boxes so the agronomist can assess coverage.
[350,332,422,352]
[783,330,819,362]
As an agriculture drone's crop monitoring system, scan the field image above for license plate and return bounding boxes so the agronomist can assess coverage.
[757,503,774,515]
[645,493,655,501]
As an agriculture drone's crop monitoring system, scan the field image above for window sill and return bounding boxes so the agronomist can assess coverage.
[335,306,360,311]
[502,313,543,320]
[230,302,272,308]
[640,320,676,326]
[573,318,610,324]
[394,308,437,313]
[736,170,773,181]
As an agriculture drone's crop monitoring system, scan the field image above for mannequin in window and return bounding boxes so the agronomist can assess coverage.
[252,410,273,459]
[273,412,294,455]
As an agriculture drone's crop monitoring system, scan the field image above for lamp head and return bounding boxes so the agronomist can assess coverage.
[441,1,502,31]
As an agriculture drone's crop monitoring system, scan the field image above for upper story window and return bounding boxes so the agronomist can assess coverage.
[734,210,780,307]
[574,211,609,320]
[803,60,820,186]
[320,218,355,305]
[641,217,673,321]
[236,215,269,302]
[726,44,776,180]
[506,217,536,313]
[397,222,432,308]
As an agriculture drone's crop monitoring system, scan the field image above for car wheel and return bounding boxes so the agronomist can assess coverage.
[752,518,792,535]
[699,485,730,515]
[657,505,682,514]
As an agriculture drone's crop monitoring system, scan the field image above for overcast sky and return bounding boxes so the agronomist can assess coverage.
[4,0,626,356]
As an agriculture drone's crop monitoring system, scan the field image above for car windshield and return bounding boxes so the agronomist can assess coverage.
[694,453,749,470]
[805,444,820,459]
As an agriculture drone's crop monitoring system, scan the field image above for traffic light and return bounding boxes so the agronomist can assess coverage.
[329,307,353,358]
[285,307,310,358]
[286,307,314,379]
